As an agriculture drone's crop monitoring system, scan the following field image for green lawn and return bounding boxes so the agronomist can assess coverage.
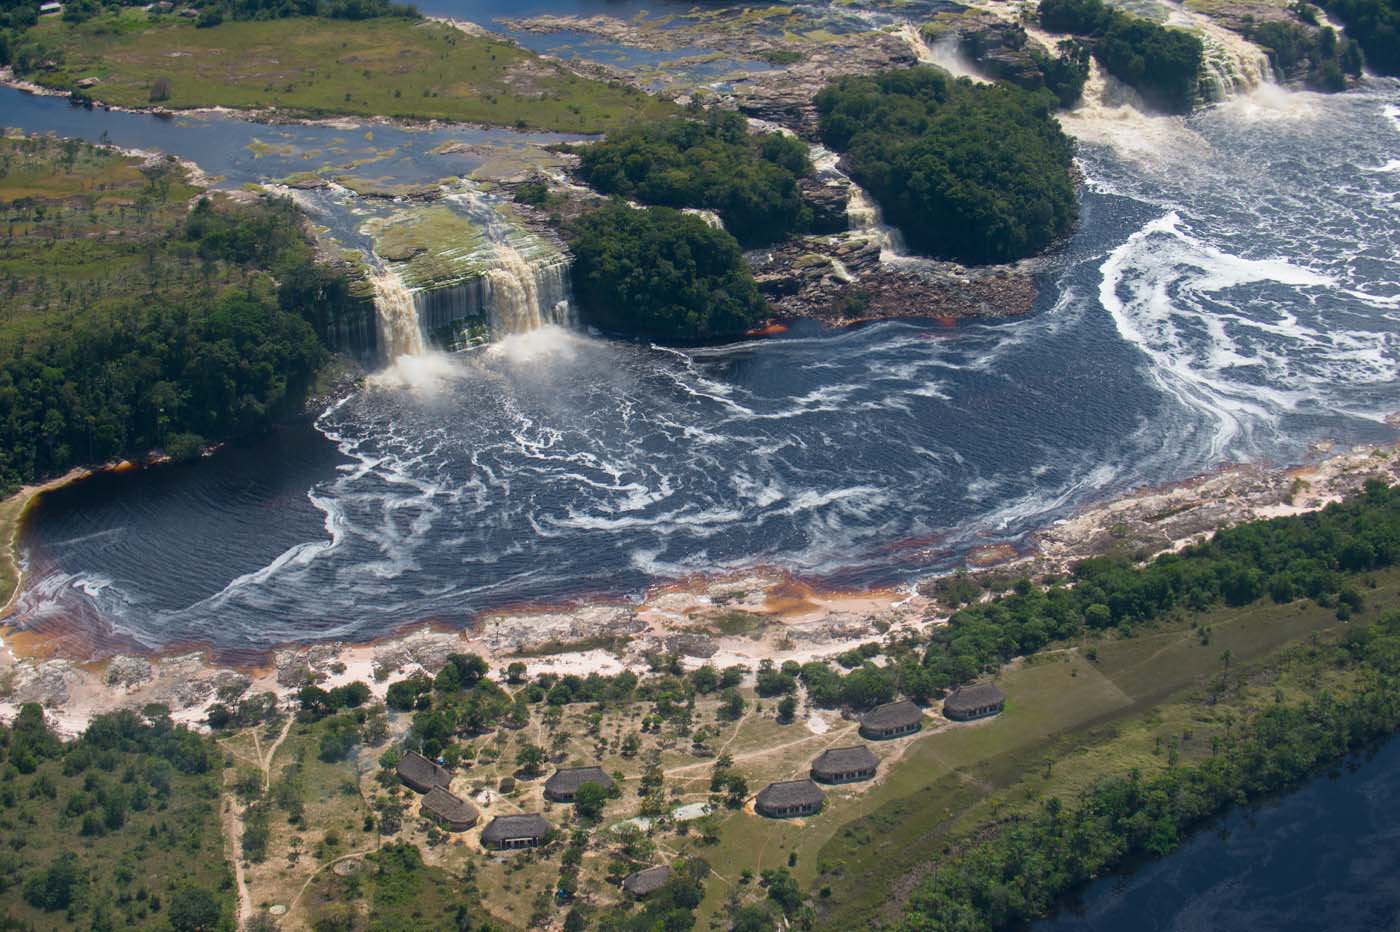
[21,13,676,132]
[692,567,1400,929]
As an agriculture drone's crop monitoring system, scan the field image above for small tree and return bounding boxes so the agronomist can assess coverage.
[515,743,547,776]
[168,887,222,932]
[149,77,172,103]
[574,781,608,820]
[776,695,798,724]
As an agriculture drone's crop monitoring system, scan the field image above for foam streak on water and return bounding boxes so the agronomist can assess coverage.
[12,77,1400,650]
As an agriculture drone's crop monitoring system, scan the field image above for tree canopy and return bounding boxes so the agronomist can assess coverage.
[566,201,769,341]
[816,67,1077,265]
[573,110,812,248]
[1039,0,1205,112]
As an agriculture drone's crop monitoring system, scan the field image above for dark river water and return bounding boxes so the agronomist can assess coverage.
[5,6,1400,652]
[1033,737,1400,932]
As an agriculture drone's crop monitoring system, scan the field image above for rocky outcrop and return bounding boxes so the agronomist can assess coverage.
[801,176,849,235]
[747,234,1037,326]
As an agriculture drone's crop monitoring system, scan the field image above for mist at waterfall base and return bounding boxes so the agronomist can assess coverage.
[15,79,1400,651]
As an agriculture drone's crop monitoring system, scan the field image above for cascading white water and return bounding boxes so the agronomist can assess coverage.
[482,244,575,337]
[896,22,992,84]
[369,266,426,360]
[845,179,907,258]
[1167,8,1275,100]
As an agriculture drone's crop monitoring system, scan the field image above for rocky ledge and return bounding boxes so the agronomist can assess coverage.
[747,233,1037,326]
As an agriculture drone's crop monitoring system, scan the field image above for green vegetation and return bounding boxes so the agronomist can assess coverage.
[10,13,675,131]
[1248,19,1363,90]
[816,67,1077,265]
[1039,0,1205,113]
[1317,0,1400,75]
[897,478,1398,702]
[1316,0,1394,74]
[1031,38,1092,108]
[0,704,231,929]
[567,200,769,341]
[895,605,1400,931]
[572,111,814,247]
[0,134,353,494]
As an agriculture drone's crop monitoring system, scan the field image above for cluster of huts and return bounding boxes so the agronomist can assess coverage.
[391,681,1005,895]
[752,683,1006,819]
[395,756,623,849]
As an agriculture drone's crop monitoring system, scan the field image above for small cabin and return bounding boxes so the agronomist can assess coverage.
[396,750,451,794]
[810,745,878,784]
[38,2,62,14]
[421,786,478,832]
[481,813,551,850]
[622,865,674,898]
[943,683,1005,721]
[859,700,923,740]
[543,765,615,803]
[755,779,824,819]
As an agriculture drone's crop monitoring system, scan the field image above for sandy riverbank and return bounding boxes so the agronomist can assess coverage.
[1,438,1394,737]
[0,467,92,614]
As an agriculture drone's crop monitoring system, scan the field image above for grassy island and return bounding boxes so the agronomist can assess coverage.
[8,12,674,131]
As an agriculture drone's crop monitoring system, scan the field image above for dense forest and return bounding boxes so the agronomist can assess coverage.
[816,67,1077,265]
[0,705,231,930]
[1248,16,1364,90]
[571,111,813,248]
[1318,0,1400,74]
[1039,0,1205,113]
[0,137,352,494]
[897,604,1400,931]
[566,200,769,341]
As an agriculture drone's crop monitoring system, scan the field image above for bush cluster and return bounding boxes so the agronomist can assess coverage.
[816,67,1077,264]
[566,200,769,341]
[573,111,812,248]
[1040,0,1205,113]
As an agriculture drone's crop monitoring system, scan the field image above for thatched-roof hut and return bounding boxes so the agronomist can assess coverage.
[543,766,615,803]
[859,700,923,740]
[755,779,824,818]
[396,750,451,794]
[943,683,1005,721]
[481,813,551,850]
[421,786,479,832]
[622,865,674,898]
[810,745,878,784]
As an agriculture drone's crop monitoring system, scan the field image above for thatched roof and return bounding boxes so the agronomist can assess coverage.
[811,745,878,777]
[422,786,478,828]
[396,751,450,792]
[944,683,1004,715]
[481,813,550,845]
[860,700,922,731]
[756,779,825,810]
[544,766,615,798]
[622,865,674,897]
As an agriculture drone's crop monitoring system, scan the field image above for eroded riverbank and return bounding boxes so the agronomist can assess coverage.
[2,439,1393,736]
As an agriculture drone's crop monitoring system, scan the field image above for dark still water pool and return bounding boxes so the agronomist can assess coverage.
[1033,737,1400,932]
[9,77,1400,650]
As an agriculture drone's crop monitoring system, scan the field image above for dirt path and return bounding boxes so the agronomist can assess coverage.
[217,716,296,928]
[664,721,859,778]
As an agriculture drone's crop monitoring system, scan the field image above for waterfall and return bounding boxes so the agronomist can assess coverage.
[896,22,993,84]
[369,266,426,360]
[846,181,907,258]
[1167,9,1275,101]
[482,244,575,337]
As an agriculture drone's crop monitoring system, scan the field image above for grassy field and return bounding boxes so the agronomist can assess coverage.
[20,13,676,132]
[0,133,205,343]
[683,566,1400,929]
